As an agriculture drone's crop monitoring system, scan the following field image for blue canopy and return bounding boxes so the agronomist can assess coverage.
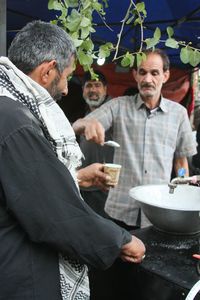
[7,0,200,67]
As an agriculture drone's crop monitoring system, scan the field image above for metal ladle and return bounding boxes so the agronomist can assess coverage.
[104,140,120,148]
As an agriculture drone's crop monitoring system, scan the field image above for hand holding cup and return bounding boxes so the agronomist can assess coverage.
[103,163,122,186]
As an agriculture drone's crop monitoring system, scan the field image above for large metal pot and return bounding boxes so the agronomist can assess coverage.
[129,184,200,235]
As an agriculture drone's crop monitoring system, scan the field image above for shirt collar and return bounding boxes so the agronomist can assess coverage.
[135,94,168,113]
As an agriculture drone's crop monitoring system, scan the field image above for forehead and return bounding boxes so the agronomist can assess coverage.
[138,53,164,71]
[84,80,105,87]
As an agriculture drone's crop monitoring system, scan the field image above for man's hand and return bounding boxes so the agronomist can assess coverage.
[73,118,105,145]
[77,163,112,190]
[120,235,146,264]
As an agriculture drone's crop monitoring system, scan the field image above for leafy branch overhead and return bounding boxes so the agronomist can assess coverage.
[48,0,200,72]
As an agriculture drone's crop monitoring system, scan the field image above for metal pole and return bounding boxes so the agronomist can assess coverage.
[0,0,6,56]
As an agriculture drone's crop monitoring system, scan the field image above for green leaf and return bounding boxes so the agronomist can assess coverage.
[145,28,161,49]
[92,2,102,12]
[68,8,81,21]
[154,27,161,40]
[73,39,83,47]
[141,52,146,62]
[80,17,91,27]
[89,27,96,33]
[126,15,135,25]
[65,0,78,7]
[121,53,135,67]
[145,37,159,49]
[136,53,143,67]
[98,43,113,58]
[81,27,90,39]
[81,39,94,51]
[78,49,93,65]
[98,48,109,59]
[57,7,68,21]
[121,57,131,67]
[136,2,145,13]
[82,0,92,10]
[104,42,113,50]
[134,17,142,26]
[166,26,174,38]
[189,49,200,67]
[89,70,100,81]
[66,19,80,32]
[66,10,81,31]
[102,0,109,8]
[48,0,63,10]
[165,38,179,49]
[50,19,58,25]
[143,9,147,17]
[180,47,190,64]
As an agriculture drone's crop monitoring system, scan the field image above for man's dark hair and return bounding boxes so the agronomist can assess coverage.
[82,70,107,86]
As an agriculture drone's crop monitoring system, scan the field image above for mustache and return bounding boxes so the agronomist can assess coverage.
[141,83,154,88]
[88,92,98,97]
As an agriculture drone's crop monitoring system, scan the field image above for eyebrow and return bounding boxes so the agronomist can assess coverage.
[139,68,160,73]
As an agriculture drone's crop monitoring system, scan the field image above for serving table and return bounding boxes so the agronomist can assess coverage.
[90,226,200,300]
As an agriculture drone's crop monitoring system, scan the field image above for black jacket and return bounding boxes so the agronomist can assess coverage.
[0,96,131,300]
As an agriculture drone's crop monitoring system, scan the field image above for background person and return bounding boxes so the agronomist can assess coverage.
[73,48,197,231]
[0,20,145,300]
[79,70,114,217]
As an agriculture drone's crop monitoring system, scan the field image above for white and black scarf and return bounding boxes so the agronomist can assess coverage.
[0,57,89,300]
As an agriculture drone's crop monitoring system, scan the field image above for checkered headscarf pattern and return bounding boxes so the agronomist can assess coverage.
[0,68,41,119]
[0,57,83,180]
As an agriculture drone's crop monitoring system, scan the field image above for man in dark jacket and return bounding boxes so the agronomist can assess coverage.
[0,20,145,300]
[80,71,114,217]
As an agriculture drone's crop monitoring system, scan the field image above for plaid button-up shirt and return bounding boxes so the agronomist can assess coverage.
[85,94,197,226]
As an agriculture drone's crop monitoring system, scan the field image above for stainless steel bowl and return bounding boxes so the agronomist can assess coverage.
[129,184,200,235]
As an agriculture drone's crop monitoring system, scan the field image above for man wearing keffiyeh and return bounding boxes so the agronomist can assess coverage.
[0,20,145,300]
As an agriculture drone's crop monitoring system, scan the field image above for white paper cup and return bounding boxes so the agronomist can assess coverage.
[103,163,122,185]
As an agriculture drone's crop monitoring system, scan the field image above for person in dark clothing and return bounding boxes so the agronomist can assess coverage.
[191,124,200,173]
[0,20,145,300]
[80,71,114,218]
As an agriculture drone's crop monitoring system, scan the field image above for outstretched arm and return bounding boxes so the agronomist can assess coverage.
[174,156,189,176]
[73,118,105,145]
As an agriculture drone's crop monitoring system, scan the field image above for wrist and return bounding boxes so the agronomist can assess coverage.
[76,169,82,183]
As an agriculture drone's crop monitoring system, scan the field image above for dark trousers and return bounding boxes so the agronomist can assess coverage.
[110,217,140,232]
[89,218,140,300]
[81,189,110,219]
[89,259,139,300]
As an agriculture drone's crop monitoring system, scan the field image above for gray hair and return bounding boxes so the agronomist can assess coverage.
[8,20,76,74]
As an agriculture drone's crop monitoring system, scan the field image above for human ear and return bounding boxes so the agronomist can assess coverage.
[163,70,170,83]
[132,69,138,82]
[40,60,57,84]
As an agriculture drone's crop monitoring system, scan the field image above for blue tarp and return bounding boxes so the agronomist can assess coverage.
[7,0,200,67]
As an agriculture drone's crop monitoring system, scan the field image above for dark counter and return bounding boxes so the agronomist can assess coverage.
[90,226,200,300]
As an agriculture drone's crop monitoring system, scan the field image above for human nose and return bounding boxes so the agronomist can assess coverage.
[143,73,152,82]
[90,85,97,92]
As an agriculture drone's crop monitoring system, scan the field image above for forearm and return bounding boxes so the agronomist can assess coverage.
[72,118,86,135]
[174,156,189,176]
[73,118,105,144]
